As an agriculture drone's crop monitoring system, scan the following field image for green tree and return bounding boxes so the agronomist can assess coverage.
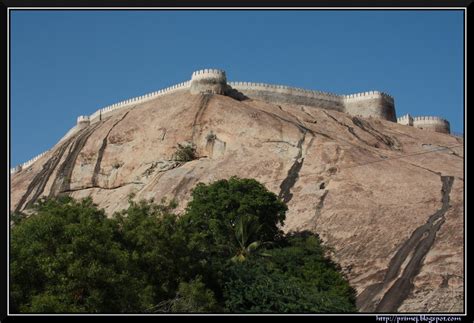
[170,277,219,313]
[181,176,287,258]
[10,196,151,313]
[178,177,287,298]
[231,214,273,263]
[111,198,191,303]
[10,179,357,314]
[223,232,357,313]
[173,142,197,162]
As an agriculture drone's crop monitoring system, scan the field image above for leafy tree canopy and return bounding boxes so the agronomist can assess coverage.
[10,178,356,314]
[10,196,151,313]
[181,176,287,258]
[223,232,357,313]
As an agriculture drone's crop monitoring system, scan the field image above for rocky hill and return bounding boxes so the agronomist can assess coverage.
[10,79,464,313]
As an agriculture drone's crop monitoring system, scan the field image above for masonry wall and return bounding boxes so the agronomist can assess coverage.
[190,69,227,95]
[10,150,49,174]
[397,114,413,126]
[413,116,450,134]
[229,82,345,112]
[343,92,396,122]
[14,69,449,174]
[229,82,396,121]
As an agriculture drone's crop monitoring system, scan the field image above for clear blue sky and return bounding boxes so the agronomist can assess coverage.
[10,10,464,166]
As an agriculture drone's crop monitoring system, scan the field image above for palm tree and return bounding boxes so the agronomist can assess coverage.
[231,215,272,262]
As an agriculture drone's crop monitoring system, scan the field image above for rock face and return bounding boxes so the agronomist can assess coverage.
[10,89,464,313]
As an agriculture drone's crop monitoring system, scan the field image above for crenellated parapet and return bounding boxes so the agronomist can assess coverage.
[229,81,346,112]
[412,116,449,122]
[397,114,413,126]
[89,80,191,123]
[10,150,49,175]
[77,115,90,129]
[229,82,342,101]
[413,116,450,134]
[77,115,90,123]
[343,91,396,122]
[190,69,227,95]
[10,165,22,175]
[11,69,453,173]
[229,82,396,120]
[191,69,227,82]
[342,91,394,105]
[397,114,450,134]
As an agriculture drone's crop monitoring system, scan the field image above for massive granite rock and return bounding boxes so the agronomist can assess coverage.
[11,91,464,313]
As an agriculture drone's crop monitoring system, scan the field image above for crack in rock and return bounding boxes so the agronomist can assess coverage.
[62,181,145,193]
[300,106,317,122]
[278,133,315,204]
[404,162,442,177]
[92,110,131,186]
[191,94,212,143]
[14,134,79,212]
[262,140,297,147]
[356,176,454,312]
[351,117,400,150]
[49,123,102,197]
[421,144,464,159]
[323,111,374,147]
[314,190,329,220]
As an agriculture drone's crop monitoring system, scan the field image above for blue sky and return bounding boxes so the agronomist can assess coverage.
[10,10,464,166]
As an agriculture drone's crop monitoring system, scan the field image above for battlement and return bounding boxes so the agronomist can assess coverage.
[191,69,227,82]
[12,69,453,173]
[413,116,450,134]
[397,114,413,126]
[343,91,394,105]
[190,68,227,94]
[77,115,90,125]
[10,165,22,174]
[397,114,450,134]
[412,116,449,122]
[89,80,191,123]
[228,82,342,100]
[11,150,49,175]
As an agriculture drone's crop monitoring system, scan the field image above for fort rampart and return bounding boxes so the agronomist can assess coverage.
[10,69,451,173]
[10,150,49,174]
[396,114,450,134]
[190,69,227,95]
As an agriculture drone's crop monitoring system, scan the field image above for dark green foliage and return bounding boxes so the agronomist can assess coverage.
[173,143,197,162]
[182,176,287,258]
[10,196,150,313]
[179,177,288,298]
[10,178,357,313]
[112,198,189,302]
[170,277,219,313]
[223,232,357,313]
[10,210,27,226]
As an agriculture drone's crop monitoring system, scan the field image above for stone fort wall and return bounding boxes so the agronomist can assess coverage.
[228,82,396,122]
[10,150,49,174]
[190,69,227,95]
[397,114,450,134]
[10,69,450,174]
[228,82,346,112]
[413,116,451,134]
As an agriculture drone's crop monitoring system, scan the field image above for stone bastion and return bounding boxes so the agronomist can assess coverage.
[10,68,452,174]
[397,114,450,134]
[190,69,227,95]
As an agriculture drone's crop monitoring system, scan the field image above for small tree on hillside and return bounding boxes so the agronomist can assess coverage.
[173,142,197,162]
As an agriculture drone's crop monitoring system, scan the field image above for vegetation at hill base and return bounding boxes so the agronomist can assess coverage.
[10,177,357,313]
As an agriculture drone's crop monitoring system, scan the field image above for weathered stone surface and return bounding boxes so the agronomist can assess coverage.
[10,91,464,313]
